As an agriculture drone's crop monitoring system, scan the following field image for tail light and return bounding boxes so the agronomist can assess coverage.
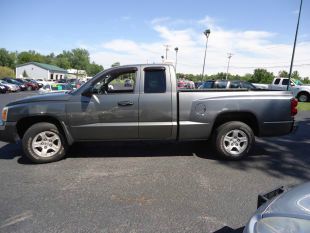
[291,98,298,116]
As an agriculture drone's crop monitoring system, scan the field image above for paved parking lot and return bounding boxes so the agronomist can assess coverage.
[0,92,309,233]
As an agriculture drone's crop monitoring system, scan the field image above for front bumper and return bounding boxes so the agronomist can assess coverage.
[0,120,19,143]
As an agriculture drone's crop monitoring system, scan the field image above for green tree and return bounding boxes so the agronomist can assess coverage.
[87,62,103,76]
[278,70,288,78]
[250,69,274,83]
[111,62,120,67]
[291,70,300,80]
[0,48,16,69]
[0,66,15,78]
[69,48,90,70]
[17,50,45,64]
[55,55,71,69]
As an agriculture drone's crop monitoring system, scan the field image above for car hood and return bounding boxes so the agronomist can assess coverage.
[7,93,72,106]
[263,182,310,219]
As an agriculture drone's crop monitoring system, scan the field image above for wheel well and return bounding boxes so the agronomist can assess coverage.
[297,91,310,98]
[212,112,259,136]
[16,116,67,141]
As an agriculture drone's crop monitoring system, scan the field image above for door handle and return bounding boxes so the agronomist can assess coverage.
[118,101,134,106]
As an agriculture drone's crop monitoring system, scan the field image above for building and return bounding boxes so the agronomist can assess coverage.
[67,69,87,79]
[16,62,68,81]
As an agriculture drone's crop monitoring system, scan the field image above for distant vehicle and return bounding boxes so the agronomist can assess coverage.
[39,83,73,94]
[16,78,39,91]
[253,78,310,102]
[25,79,43,88]
[0,84,8,93]
[177,80,195,89]
[0,80,20,92]
[1,77,27,91]
[244,182,310,233]
[198,80,257,90]
[124,79,133,87]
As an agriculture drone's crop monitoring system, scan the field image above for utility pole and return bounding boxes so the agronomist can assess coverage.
[163,45,171,59]
[288,0,303,90]
[225,53,233,80]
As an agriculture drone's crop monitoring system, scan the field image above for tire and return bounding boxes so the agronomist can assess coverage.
[213,121,254,160]
[297,92,309,102]
[22,122,67,163]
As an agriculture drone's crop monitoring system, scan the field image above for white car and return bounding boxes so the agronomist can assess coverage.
[0,80,20,92]
[39,83,73,94]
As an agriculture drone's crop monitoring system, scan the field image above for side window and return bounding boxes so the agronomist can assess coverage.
[214,81,228,88]
[203,81,214,88]
[144,69,166,93]
[92,70,136,94]
[109,72,136,92]
[282,79,289,85]
[274,78,280,85]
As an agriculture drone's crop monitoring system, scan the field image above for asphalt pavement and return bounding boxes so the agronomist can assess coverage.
[0,92,309,233]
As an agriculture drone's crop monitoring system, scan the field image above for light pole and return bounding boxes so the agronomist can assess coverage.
[201,29,211,81]
[288,0,303,91]
[225,53,233,80]
[161,55,164,63]
[164,45,170,59]
[174,47,179,73]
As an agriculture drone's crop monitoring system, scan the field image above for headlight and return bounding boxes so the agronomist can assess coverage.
[2,107,8,122]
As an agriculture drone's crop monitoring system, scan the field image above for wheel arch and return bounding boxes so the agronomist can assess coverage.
[16,115,74,145]
[211,111,259,136]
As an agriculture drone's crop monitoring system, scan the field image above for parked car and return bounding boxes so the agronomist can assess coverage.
[0,84,8,93]
[25,79,43,88]
[0,64,297,163]
[0,80,20,92]
[198,80,257,90]
[39,83,73,94]
[244,182,310,233]
[16,78,39,91]
[253,77,310,102]
[1,77,27,91]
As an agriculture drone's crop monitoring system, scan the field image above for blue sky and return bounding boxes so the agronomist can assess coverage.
[1,0,309,75]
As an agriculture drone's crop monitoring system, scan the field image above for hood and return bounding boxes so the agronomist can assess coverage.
[7,93,71,106]
[263,182,310,219]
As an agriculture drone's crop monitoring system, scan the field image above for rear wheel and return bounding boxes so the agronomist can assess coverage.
[213,121,254,160]
[22,122,67,163]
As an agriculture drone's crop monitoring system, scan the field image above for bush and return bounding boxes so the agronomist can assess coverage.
[0,66,15,78]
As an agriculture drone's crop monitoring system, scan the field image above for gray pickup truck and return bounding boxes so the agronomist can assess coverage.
[0,64,297,163]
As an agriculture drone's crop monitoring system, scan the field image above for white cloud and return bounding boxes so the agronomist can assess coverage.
[89,16,310,77]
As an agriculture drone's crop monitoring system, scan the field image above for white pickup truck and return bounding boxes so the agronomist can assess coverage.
[254,78,310,102]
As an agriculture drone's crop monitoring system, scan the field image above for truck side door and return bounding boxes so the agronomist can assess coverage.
[138,66,174,139]
[68,67,140,140]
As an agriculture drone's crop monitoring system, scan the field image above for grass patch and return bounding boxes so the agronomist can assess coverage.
[297,102,310,111]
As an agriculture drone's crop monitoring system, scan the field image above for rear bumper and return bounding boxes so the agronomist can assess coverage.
[0,121,19,143]
[260,120,297,137]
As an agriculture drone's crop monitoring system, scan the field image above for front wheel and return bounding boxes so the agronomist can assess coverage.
[213,121,254,160]
[22,123,67,163]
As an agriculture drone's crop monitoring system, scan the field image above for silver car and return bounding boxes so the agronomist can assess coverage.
[244,182,310,233]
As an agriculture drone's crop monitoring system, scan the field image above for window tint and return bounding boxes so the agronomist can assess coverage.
[229,81,241,88]
[144,70,166,93]
[202,81,214,88]
[274,78,280,85]
[282,79,289,85]
[214,81,228,88]
[242,82,256,89]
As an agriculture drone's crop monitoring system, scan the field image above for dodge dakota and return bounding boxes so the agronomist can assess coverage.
[0,64,298,163]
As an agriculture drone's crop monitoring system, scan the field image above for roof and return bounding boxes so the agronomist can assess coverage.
[16,62,68,73]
